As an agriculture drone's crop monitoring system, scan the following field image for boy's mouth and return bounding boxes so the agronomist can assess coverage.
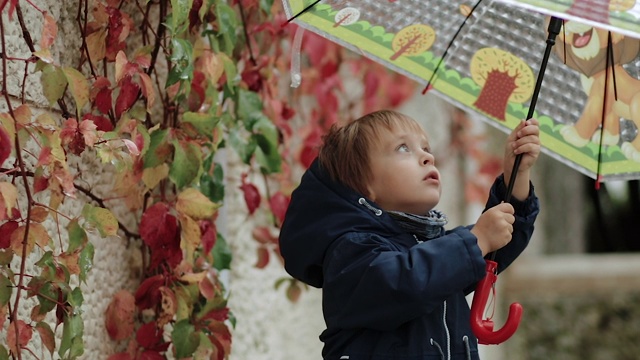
[424,170,439,182]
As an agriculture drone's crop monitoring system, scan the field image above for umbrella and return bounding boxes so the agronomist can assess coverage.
[281,0,640,182]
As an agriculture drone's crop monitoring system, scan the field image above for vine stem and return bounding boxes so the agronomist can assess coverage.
[1,8,30,360]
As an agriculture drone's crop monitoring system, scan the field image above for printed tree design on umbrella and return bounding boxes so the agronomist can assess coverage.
[471,48,534,121]
[389,24,436,61]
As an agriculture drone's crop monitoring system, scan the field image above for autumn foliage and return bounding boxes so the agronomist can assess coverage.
[0,0,417,359]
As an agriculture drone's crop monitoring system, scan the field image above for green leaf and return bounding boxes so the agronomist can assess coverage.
[228,129,256,164]
[67,219,88,252]
[252,115,281,174]
[62,67,90,113]
[0,345,8,360]
[260,0,274,13]
[170,0,193,33]
[37,282,58,313]
[0,249,12,266]
[40,64,67,105]
[169,140,202,189]
[58,312,84,359]
[167,39,194,87]
[82,204,118,237]
[0,274,11,305]
[215,3,239,55]
[236,89,263,129]
[200,157,225,203]
[172,320,200,358]
[218,53,238,92]
[79,242,94,283]
[144,129,170,169]
[182,111,220,139]
[212,233,232,271]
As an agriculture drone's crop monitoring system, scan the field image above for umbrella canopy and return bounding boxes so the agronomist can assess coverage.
[282,0,640,181]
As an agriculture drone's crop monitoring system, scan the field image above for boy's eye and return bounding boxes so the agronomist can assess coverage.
[398,144,410,152]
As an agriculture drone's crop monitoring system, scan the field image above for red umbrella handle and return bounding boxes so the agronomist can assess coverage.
[470,260,523,345]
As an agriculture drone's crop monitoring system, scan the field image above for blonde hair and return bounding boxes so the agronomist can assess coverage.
[318,110,426,195]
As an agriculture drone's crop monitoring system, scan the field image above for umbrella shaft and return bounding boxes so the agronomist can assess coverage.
[490,17,563,262]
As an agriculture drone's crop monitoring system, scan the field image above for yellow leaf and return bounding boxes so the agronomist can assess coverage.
[33,48,54,64]
[10,223,50,257]
[142,164,169,189]
[62,67,89,112]
[179,271,207,283]
[138,72,155,111]
[30,206,49,223]
[201,51,224,85]
[13,105,31,125]
[179,214,200,263]
[176,188,219,220]
[115,51,128,83]
[0,182,18,214]
[40,12,58,49]
[86,28,107,63]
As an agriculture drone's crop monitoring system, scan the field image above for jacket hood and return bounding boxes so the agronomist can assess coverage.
[279,159,401,288]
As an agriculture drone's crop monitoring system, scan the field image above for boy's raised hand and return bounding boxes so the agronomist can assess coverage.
[471,202,516,256]
[504,118,541,174]
[503,118,540,201]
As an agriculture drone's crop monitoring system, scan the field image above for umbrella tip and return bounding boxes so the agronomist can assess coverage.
[595,175,603,190]
[422,83,433,95]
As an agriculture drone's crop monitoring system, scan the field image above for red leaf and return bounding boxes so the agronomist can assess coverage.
[0,221,18,249]
[255,246,269,268]
[83,113,113,132]
[239,174,261,215]
[0,125,11,168]
[134,274,164,310]
[94,87,113,115]
[6,320,32,353]
[139,203,177,248]
[105,290,136,341]
[251,226,277,245]
[115,77,140,119]
[200,220,217,255]
[136,321,164,350]
[269,191,290,225]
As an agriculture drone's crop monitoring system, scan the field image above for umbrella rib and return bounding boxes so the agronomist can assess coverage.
[421,0,485,94]
[595,33,617,188]
[282,0,321,27]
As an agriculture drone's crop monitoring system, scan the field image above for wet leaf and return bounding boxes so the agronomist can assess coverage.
[0,221,18,249]
[142,164,169,189]
[67,219,88,252]
[0,182,18,217]
[78,242,94,283]
[82,204,118,237]
[211,233,231,271]
[269,191,290,225]
[115,76,140,119]
[255,246,269,269]
[86,28,107,62]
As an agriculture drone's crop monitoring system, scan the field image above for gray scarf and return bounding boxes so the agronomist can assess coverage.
[387,209,448,241]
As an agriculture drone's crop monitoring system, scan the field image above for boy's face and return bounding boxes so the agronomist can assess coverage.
[365,124,441,215]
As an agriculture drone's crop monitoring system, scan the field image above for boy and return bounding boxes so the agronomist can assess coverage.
[279,110,540,359]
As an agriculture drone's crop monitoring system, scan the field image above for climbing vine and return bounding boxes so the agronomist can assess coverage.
[0,0,418,359]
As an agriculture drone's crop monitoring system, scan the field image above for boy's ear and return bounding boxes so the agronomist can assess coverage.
[365,186,376,201]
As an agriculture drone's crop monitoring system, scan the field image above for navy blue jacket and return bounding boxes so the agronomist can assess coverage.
[279,160,539,360]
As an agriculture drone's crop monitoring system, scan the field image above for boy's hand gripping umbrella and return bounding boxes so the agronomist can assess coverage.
[469,17,562,345]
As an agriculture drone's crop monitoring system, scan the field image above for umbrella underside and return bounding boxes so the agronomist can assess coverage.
[284,0,640,181]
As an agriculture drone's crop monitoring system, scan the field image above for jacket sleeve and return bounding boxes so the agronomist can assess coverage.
[482,174,540,273]
[321,228,486,331]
